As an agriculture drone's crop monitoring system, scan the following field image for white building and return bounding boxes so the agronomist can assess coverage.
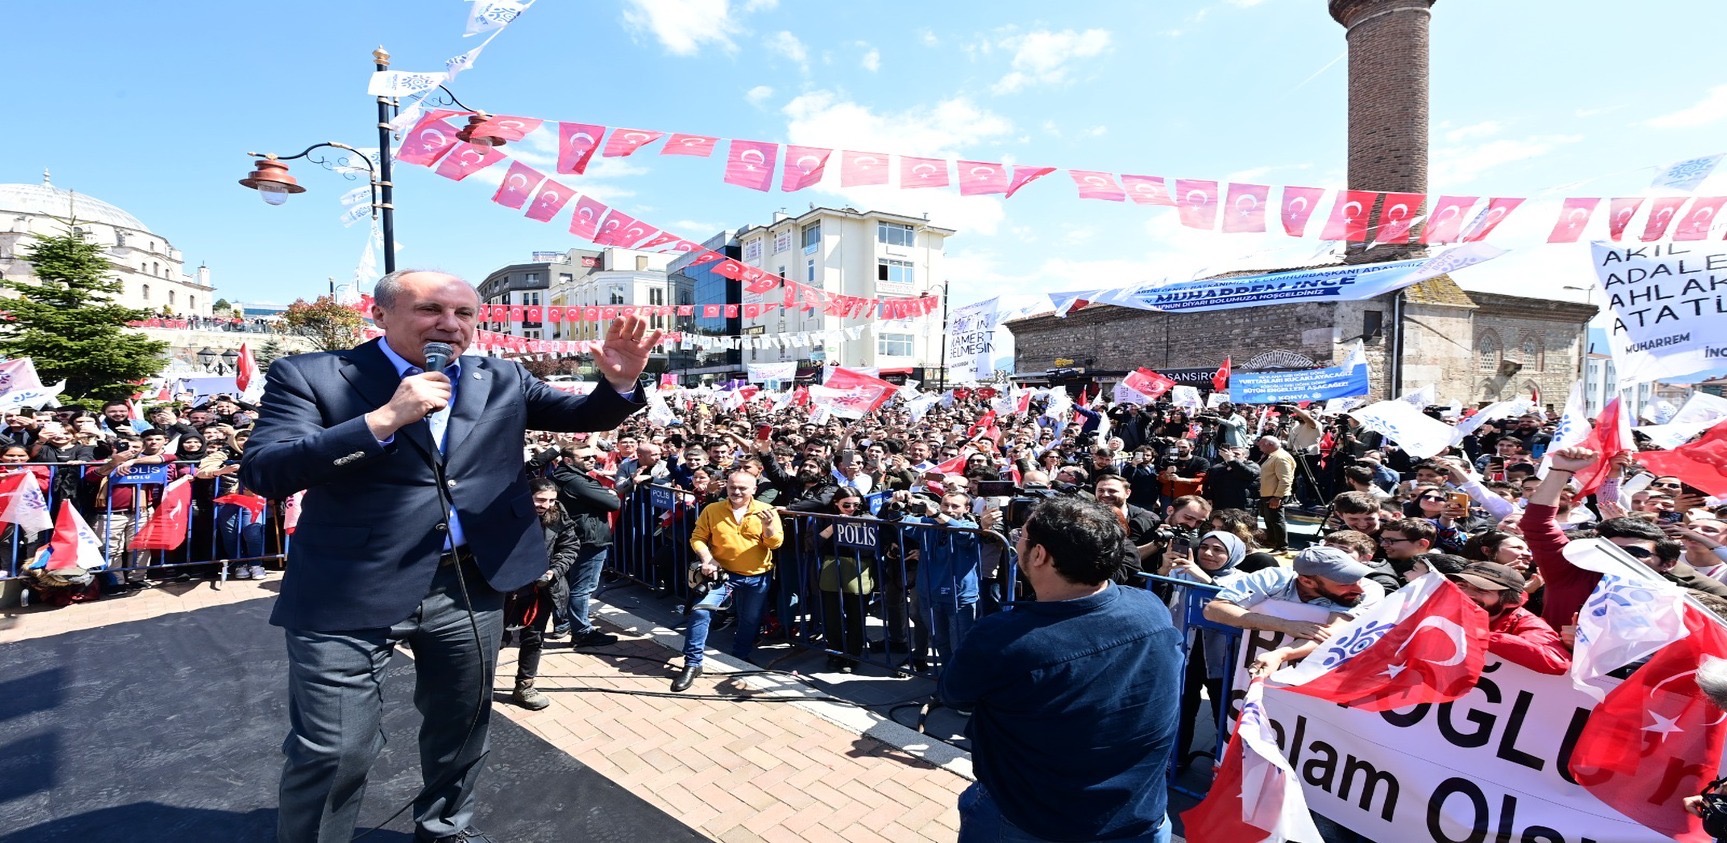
[546,247,675,341]
[0,171,215,316]
[736,207,951,376]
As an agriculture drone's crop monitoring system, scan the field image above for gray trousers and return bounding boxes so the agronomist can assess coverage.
[278,559,504,842]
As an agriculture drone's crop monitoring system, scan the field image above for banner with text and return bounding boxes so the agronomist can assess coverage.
[1231,363,1370,404]
[1592,241,1727,388]
[949,297,1000,383]
[1228,622,1668,842]
[746,361,796,383]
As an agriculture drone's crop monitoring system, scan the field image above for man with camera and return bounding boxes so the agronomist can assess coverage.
[1153,438,1208,509]
[1201,444,1260,511]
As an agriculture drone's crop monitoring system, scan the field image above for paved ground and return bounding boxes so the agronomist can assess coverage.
[0,575,973,842]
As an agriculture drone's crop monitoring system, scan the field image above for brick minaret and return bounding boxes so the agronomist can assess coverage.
[1329,0,1436,262]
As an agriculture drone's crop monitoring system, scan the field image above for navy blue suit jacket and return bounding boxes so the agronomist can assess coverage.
[240,338,644,632]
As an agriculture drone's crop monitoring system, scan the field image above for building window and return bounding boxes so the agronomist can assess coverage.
[774,229,792,253]
[878,222,915,247]
[1520,334,1545,371]
[801,222,821,253]
[636,255,650,271]
[142,283,150,301]
[649,287,664,306]
[524,328,541,340]
[168,290,176,307]
[878,333,915,357]
[609,286,625,305]
[501,291,511,305]
[525,291,541,306]
[1477,332,1502,374]
[807,259,816,284]
[743,238,763,264]
[878,258,914,287]
[525,272,540,284]
[189,296,196,311]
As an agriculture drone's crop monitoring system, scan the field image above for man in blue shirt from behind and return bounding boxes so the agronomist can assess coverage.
[940,496,1182,843]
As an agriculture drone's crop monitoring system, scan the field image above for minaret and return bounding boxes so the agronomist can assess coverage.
[1329,0,1436,261]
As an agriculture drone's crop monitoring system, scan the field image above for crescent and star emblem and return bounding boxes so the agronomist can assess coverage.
[1382,615,1469,679]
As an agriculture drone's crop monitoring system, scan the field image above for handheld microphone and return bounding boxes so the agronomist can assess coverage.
[423,341,455,373]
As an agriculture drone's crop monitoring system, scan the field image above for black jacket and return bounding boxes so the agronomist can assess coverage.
[1202,458,1260,511]
[549,460,622,549]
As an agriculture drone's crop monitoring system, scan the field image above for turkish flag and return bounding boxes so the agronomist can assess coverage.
[1420,195,1478,244]
[471,115,542,143]
[569,195,607,240]
[1547,197,1601,243]
[132,477,193,551]
[781,145,832,192]
[724,140,778,192]
[638,231,681,251]
[1069,170,1125,202]
[1571,397,1634,496]
[508,306,525,321]
[839,150,890,187]
[432,142,503,181]
[595,210,649,247]
[1641,196,1690,242]
[214,491,268,522]
[545,306,566,324]
[1320,189,1377,241]
[1372,192,1425,244]
[968,410,997,438]
[1181,678,1323,843]
[235,342,259,393]
[743,274,779,295]
[1280,186,1326,237]
[956,161,1010,196]
[555,122,606,174]
[825,367,896,413]
[1673,197,1727,241]
[711,260,745,280]
[43,500,104,572]
[1637,419,1727,496]
[1119,174,1176,206]
[661,133,718,157]
[1213,357,1231,393]
[1174,179,1220,230]
[602,128,664,157]
[1122,367,1176,401]
[1607,197,1645,241]
[1569,605,1727,843]
[1460,197,1525,242]
[1270,573,1489,712]
[523,179,575,222]
[900,156,949,189]
[1006,165,1055,198]
[491,161,545,210]
[1220,183,1270,233]
[928,449,973,477]
[395,113,460,167]
[523,305,544,323]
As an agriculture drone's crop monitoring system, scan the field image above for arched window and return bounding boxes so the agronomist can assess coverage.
[189,296,196,312]
[1520,334,1545,371]
[168,290,176,307]
[142,283,151,302]
[1476,331,1502,374]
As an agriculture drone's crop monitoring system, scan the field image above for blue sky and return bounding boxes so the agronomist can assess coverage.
[5,0,1724,315]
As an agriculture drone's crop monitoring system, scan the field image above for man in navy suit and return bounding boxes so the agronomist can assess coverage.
[241,269,657,843]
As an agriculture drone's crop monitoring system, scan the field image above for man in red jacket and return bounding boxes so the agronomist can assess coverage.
[1450,560,1571,675]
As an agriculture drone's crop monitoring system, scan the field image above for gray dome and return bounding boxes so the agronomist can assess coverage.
[0,175,154,233]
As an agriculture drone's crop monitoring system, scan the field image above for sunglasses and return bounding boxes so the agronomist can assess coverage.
[1419,494,1448,501]
[1618,545,1655,559]
[1652,482,1683,490]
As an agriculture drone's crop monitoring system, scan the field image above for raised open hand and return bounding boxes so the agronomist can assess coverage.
[595,314,663,393]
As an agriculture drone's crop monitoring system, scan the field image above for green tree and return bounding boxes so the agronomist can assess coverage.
[213,297,232,314]
[0,230,167,401]
[253,337,290,371]
[282,295,364,351]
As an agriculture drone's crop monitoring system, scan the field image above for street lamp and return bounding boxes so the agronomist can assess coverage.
[238,46,403,274]
[196,348,216,370]
[220,349,240,374]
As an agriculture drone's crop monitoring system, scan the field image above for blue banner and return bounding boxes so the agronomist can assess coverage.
[110,464,172,486]
[649,486,678,511]
[1232,364,1370,404]
[832,520,879,550]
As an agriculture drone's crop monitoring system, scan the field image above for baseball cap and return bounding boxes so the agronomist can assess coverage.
[1450,560,1526,592]
[1293,545,1373,584]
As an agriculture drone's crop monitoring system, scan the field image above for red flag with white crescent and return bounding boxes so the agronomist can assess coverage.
[491,161,545,210]
[1269,573,1489,712]
[660,133,717,157]
[1220,183,1269,233]
[1174,179,1220,230]
[839,151,890,187]
[235,342,259,393]
[1069,170,1126,202]
[1280,186,1326,236]
[43,500,104,571]
[394,113,460,167]
[1120,174,1176,206]
[556,122,605,174]
[432,142,504,181]
[1640,196,1689,242]
[1607,197,1645,241]
[956,161,1010,196]
[1459,197,1525,242]
[1546,197,1601,243]
[1420,195,1478,244]
[724,140,778,192]
[900,156,950,189]
[132,477,194,551]
[1673,197,1727,241]
[568,195,607,240]
[601,128,664,157]
[781,145,833,192]
[523,179,575,222]
[1213,357,1231,393]
[1320,189,1378,241]
[1371,191,1425,244]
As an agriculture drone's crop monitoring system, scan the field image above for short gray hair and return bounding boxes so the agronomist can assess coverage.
[371,268,457,309]
[1699,656,1727,711]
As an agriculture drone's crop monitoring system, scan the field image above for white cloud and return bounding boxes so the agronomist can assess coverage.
[620,0,742,56]
[1430,133,1583,187]
[781,90,1015,235]
[1082,125,1108,138]
[1644,85,1727,129]
[765,30,808,71]
[1440,120,1501,144]
[745,85,775,106]
[990,29,1112,94]
[860,46,881,72]
[742,0,776,10]
[919,29,939,47]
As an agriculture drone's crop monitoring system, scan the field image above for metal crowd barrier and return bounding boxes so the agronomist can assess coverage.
[0,460,289,592]
[605,483,1019,679]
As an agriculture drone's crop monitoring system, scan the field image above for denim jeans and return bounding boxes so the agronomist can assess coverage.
[218,502,265,561]
[682,572,771,666]
[957,782,1170,843]
[565,545,609,635]
[929,600,978,670]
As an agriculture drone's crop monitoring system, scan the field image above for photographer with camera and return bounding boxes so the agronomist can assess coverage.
[1201,444,1260,511]
[1094,475,1161,579]
[1154,438,1208,510]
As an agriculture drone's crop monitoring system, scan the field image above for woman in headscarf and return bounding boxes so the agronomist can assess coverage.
[1161,530,1246,768]
[174,435,218,574]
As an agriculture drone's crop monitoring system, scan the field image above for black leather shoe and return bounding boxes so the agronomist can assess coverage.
[415,827,496,843]
[670,664,702,692]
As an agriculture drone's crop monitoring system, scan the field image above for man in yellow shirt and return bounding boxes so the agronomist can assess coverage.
[1257,434,1296,552]
[672,471,784,692]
